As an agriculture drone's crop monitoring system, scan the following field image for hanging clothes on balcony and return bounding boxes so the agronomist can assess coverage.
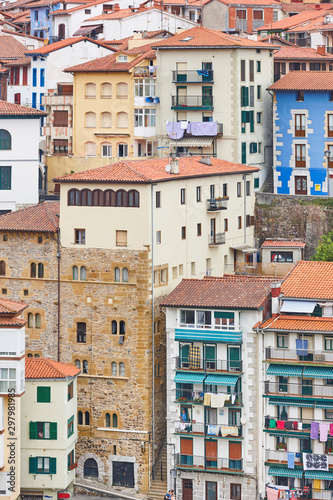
[210,393,225,408]
[287,453,295,469]
[166,121,184,140]
[180,121,188,130]
[320,422,329,442]
[330,423,333,436]
[197,70,209,76]
[296,339,308,356]
[220,426,238,437]
[277,420,285,429]
[285,421,293,430]
[188,121,217,136]
[269,419,277,428]
[204,393,211,406]
[207,425,219,435]
[311,422,319,440]
[188,346,200,369]
[265,416,270,429]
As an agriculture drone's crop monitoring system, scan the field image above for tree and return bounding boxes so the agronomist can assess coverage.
[312,230,333,261]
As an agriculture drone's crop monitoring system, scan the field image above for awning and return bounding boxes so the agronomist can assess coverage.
[205,374,239,386]
[268,398,315,408]
[230,243,258,253]
[280,300,317,314]
[303,366,333,379]
[267,364,304,377]
[169,136,214,147]
[73,25,102,36]
[304,470,333,480]
[174,372,205,384]
[316,401,333,409]
[268,467,303,478]
[175,328,242,343]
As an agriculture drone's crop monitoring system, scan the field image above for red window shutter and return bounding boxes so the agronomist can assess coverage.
[23,67,28,85]
[10,70,14,85]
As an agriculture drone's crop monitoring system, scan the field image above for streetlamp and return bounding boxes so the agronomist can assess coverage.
[325,149,331,197]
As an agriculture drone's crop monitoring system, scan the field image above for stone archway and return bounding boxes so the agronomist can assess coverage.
[77,452,106,483]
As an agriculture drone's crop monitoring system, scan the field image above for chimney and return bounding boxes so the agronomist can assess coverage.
[113,3,120,10]
[198,156,212,166]
[317,45,326,55]
[271,281,281,317]
[170,157,179,174]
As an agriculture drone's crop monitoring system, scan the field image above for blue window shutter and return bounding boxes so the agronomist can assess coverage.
[32,68,37,87]
[32,93,37,108]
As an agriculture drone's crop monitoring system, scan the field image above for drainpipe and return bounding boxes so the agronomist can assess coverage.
[151,183,156,479]
[57,227,61,361]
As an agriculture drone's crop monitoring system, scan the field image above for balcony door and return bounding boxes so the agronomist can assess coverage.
[177,62,187,82]
[180,343,190,368]
[180,437,193,465]
[206,481,217,500]
[202,62,212,82]
[202,86,212,107]
[295,176,307,195]
[205,440,217,468]
[228,346,241,372]
[210,218,216,244]
[177,86,187,106]
[205,345,216,370]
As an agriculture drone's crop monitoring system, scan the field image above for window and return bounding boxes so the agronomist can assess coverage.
[249,86,254,107]
[196,186,201,202]
[75,229,85,245]
[271,252,293,263]
[101,112,112,128]
[231,484,241,500]
[120,321,125,335]
[210,184,215,199]
[38,263,44,278]
[82,360,88,374]
[237,182,241,197]
[85,142,96,156]
[257,112,262,124]
[114,267,120,282]
[295,144,306,168]
[134,78,155,97]
[254,178,259,189]
[68,450,75,471]
[197,223,201,236]
[240,86,248,107]
[241,60,245,81]
[328,114,333,137]
[118,55,128,62]
[246,180,250,195]
[72,266,78,280]
[85,112,96,128]
[32,92,37,108]
[32,68,37,87]
[325,337,333,350]
[77,322,86,343]
[330,91,333,102]
[112,413,118,428]
[105,413,111,427]
[117,82,128,98]
[155,190,161,208]
[29,457,56,475]
[181,226,186,239]
[67,416,74,437]
[0,261,5,276]
[54,139,68,155]
[37,386,51,403]
[0,368,15,392]
[112,320,117,334]
[35,313,41,328]
[29,421,57,440]
[68,382,73,401]
[257,85,261,100]
[122,267,128,282]
[112,362,117,376]
[257,61,261,73]
[102,143,112,157]
[238,216,242,229]
[249,60,254,82]
[78,411,83,425]
[85,83,96,98]
[277,334,288,348]
[134,108,156,127]
[181,188,186,204]
[117,143,128,157]
[279,376,288,392]
[0,166,11,190]
[85,411,90,425]
[295,114,306,137]
[156,231,161,244]
[80,266,86,280]
[154,319,160,333]
[128,190,139,207]
[40,68,45,87]
[26,313,33,327]
[116,230,127,247]
[101,82,112,98]
[296,91,304,102]
[119,362,125,376]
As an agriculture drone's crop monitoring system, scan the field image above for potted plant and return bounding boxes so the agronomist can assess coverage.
[276,443,287,451]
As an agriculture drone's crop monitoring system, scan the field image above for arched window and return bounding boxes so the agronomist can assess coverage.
[101,142,112,158]
[75,359,81,369]
[120,321,125,335]
[111,362,117,376]
[73,266,78,280]
[101,82,112,98]
[0,261,5,276]
[85,112,96,128]
[112,413,118,428]
[122,267,128,283]
[68,189,80,206]
[105,412,111,427]
[116,82,128,99]
[77,323,86,343]
[85,411,90,426]
[30,262,36,278]
[27,353,33,357]
[114,267,120,282]
[101,112,112,128]
[28,313,34,328]
[35,313,41,328]
[112,320,117,335]
[92,189,104,206]
[104,189,116,206]
[0,130,11,150]
[84,458,98,478]
[34,353,40,358]
[85,142,96,157]
[85,83,96,98]
[119,362,125,376]
[116,189,128,207]
[80,266,86,280]
[128,190,139,207]
[81,189,92,206]
[78,410,83,425]
[83,360,88,374]
[37,263,44,278]
[116,112,128,128]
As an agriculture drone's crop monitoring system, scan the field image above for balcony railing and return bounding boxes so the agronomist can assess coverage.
[171,95,213,110]
[174,453,243,472]
[208,233,226,246]
[265,449,305,464]
[133,66,156,77]
[264,416,333,433]
[174,389,242,406]
[207,198,228,211]
[174,420,243,437]
[266,347,333,364]
[264,381,333,399]
[172,70,214,83]
[175,356,242,373]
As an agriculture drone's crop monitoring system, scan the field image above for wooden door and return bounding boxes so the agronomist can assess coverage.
[183,479,193,500]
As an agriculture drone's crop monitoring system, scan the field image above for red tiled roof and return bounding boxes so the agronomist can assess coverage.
[255,8,330,32]
[281,3,325,13]
[269,71,333,91]
[0,317,26,327]
[259,314,333,332]
[25,358,80,379]
[161,276,273,309]
[87,6,155,20]
[25,0,88,7]
[261,240,306,248]
[0,298,27,315]
[26,36,112,55]
[1,28,43,41]
[0,201,59,233]
[152,26,276,49]
[274,45,333,61]
[4,56,31,67]
[281,261,333,300]
[215,0,279,5]
[0,100,47,116]
[52,0,106,15]
[54,158,259,184]
[0,35,28,59]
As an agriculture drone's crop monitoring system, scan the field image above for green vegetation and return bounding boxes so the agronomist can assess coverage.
[312,229,333,261]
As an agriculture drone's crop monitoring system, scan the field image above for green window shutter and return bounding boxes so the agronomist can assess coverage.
[242,142,246,164]
[29,422,38,439]
[241,110,246,123]
[254,178,259,189]
[250,111,254,133]
[37,386,51,403]
[50,422,57,440]
[49,457,56,475]
[214,312,234,319]
[29,457,37,473]
[244,87,249,106]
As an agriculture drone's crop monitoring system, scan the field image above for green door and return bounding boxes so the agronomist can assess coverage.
[202,86,212,108]
[205,345,216,370]
[302,380,313,396]
[228,346,241,372]
[202,62,212,82]
[181,344,190,368]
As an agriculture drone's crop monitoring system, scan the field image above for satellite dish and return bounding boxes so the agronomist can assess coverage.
[165,164,171,173]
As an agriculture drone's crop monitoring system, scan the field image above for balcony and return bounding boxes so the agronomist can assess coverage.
[174,389,242,406]
[175,356,242,373]
[172,70,214,83]
[174,420,243,437]
[266,347,333,365]
[42,93,73,106]
[207,198,228,212]
[174,454,243,473]
[264,416,333,436]
[264,381,333,399]
[265,449,305,465]
[171,95,213,110]
[208,232,225,246]
[133,66,156,77]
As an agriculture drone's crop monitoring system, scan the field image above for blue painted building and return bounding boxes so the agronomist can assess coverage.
[270,71,333,196]
[27,0,61,40]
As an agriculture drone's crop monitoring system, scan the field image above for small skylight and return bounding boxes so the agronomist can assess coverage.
[180,36,194,42]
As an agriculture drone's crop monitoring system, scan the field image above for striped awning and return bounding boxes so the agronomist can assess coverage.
[267,364,304,377]
[73,25,102,36]
[304,470,333,480]
[169,136,214,147]
[303,366,333,379]
[175,328,242,343]
[174,372,205,384]
[316,401,333,409]
[268,398,315,408]
[268,467,303,478]
[205,374,239,386]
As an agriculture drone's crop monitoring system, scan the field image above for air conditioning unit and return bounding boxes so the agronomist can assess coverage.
[314,354,325,362]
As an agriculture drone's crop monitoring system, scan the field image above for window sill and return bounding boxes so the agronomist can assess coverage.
[78,373,129,381]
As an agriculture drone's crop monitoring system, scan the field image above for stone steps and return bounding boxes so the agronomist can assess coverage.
[148,442,168,500]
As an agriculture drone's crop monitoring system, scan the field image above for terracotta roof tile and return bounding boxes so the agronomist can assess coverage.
[25,358,81,379]
[261,240,306,248]
[256,8,330,32]
[0,201,59,232]
[54,157,259,184]
[0,35,27,59]
[161,276,273,309]
[4,56,31,67]
[25,0,88,7]
[269,71,333,91]
[260,314,333,332]
[0,298,27,315]
[52,0,106,15]
[0,317,26,327]
[26,36,112,55]
[87,6,155,20]
[0,100,47,116]
[274,45,333,61]
[281,3,324,13]
[215,0,279,5]
[280,261,333,300]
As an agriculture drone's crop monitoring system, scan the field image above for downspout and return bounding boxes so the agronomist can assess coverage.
[151,183,155,479]
[243,173,247,244]
[57,227,61,361]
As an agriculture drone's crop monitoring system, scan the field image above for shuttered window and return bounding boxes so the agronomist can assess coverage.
[116,230,127,247]
[117,112,128,128]
[85,112,96,128]
[37,386,51,403]
[53,111,68,127]
[29,422,57,439]
[101,112,112,128]
[117,82,128,98]
[29,457,56,474]
[85,142,96,157]
[85,83,96,98]
[101,83,112,98]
